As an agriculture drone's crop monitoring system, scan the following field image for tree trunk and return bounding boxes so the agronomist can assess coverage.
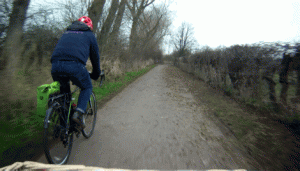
[280,82,289,105]
[87,0,106,33]
[0,0,30,101]
[129,16,139,51]
[109,0,126,45]
[126,0,155,53]
[36,41,43,69]
[140,13,163,52]
[98,0,119,54]
[264,76,277,104]
[1,0,30,71]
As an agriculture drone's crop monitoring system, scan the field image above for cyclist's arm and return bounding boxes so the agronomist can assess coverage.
[89,33,101,80]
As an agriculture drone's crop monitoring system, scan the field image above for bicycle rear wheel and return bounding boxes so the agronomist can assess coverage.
[44,105,73,164]
[82,91,97,138]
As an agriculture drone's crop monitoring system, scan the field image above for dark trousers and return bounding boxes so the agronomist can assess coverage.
[51,61,93,113]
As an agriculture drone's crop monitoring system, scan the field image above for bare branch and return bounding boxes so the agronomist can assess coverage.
[172,21,197,57]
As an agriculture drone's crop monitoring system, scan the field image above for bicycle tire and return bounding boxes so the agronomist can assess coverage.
[82,91,97,138]
[44,104,74,164]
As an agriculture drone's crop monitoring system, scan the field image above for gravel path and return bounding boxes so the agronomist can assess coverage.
[36,64,259,170]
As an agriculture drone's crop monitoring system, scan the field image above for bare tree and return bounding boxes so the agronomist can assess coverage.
[98,0,119,54]
[138,4,171,50]
[125,0,155,52]
[53,0,106,34]
[62,0,90,23]
[172,21,197,57]
[40,0,91,28]
[88,0,106,33]
[108,0,126,47]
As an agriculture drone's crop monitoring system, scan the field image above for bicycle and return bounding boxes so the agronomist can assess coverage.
[42,72,103,165]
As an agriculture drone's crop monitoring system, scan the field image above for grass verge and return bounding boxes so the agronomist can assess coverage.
[0,64,156,168]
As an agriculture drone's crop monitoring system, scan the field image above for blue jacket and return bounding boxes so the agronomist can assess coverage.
[51,21,101,79]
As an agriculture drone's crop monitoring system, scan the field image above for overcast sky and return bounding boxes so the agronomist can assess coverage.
[167,0,300,51]
[29,0,300,53]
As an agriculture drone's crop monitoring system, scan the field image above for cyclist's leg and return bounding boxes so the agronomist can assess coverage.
[51,61,71,102]
[51,61,72,126]
[52,74,71,104]
[69,62,93,114]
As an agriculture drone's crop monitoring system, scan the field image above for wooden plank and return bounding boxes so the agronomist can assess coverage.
[0,161,247,171]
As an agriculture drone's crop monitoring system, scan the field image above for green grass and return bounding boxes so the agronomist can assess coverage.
[0,99,45,165]
[0,64,156,167]
[92,66,154,102]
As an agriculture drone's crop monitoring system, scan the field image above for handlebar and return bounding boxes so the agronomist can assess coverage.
[91,70,105,88]
[100,70,105,76]
[88,70,105,76]
[72,70,105,86]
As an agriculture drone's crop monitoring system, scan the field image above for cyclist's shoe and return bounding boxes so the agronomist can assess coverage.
[72,110,86,129]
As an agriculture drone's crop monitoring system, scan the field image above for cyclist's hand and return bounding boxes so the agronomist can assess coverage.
[89,71,99,80]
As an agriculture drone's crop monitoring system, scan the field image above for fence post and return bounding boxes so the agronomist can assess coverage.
[224,71,227,89]
[257,69,263,104]
[296,70,300,101]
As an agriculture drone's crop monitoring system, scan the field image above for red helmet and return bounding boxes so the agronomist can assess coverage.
[78,16,93,30]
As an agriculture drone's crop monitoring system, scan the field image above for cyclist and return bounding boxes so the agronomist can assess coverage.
[51,16,101,129]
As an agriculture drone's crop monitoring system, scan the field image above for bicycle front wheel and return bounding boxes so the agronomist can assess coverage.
[44,105,73,164]
[82,91,97,138]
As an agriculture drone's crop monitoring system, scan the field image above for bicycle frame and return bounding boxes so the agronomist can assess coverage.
[45,70,104,133]
[48,86,80,133]
[43,71,102,164]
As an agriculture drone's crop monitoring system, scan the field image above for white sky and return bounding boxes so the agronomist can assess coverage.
[167,0,300,51]
[29,0,300,53]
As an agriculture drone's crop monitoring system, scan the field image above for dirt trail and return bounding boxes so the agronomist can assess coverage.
[36,64,260,170]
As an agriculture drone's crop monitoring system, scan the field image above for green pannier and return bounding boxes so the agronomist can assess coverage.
[37,81,60,116]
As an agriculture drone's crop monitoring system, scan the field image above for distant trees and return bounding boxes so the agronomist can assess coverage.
[58,0,92,24]
[0,0,13,44]
[121,0,172,64]
[0,0,174,98]
[172,21,197,58]
[134,2,172,62]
